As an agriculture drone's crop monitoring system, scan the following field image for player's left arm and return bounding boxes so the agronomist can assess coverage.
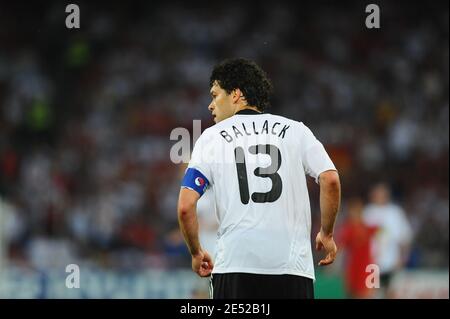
[316,170,341,266]
[299,122,341,266]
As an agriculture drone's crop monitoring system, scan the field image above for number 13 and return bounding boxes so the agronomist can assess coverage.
[234,144,283,204]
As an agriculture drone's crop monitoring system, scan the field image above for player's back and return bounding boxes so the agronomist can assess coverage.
[190,111,335,279]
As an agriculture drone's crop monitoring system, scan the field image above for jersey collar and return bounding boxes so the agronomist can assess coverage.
[235,109,263,115]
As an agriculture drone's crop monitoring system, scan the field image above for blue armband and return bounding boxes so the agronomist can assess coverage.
[181,168,210,196]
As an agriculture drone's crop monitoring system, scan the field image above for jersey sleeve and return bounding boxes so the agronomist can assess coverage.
[299,122,337,184]
[181,130,214,196]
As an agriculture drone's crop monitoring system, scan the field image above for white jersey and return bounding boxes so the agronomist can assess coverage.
[363,203,412,274]
[187,111,336,280]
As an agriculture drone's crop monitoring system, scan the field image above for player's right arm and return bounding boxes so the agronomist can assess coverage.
[178,130,215,277]
[178,186,214,277]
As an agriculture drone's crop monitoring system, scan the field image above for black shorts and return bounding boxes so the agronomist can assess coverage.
[210,273,314,299]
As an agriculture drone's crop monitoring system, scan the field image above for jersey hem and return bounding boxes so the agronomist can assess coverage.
[212,267,315,281]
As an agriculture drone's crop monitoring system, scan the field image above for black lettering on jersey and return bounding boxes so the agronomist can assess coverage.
[234,146,250,204]
[278,125,290,139]
[271,122,280,135]
[252,122,259,135]
[220,130,233,143]
[249,144,283,203]
[232,126,243,138]
[261,120,269,135]
[241,123,252,136]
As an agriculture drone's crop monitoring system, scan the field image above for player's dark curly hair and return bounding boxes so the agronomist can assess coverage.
[209,58,273,112]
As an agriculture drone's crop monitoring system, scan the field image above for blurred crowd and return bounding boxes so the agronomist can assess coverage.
[0,0,448,288]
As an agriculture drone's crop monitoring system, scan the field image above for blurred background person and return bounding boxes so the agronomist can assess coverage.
[363,183,413,298]
[339,197,378,299]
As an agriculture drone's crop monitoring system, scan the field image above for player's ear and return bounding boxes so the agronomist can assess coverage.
[232,88,243,104]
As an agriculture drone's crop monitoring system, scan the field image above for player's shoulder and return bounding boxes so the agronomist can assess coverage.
[269,113,306,124]
[196,126,216,144]
[265,113,310,134]
[200,116,243,137]
[253,112,302,128]
[195,122,229,146]
[388,203,407,216]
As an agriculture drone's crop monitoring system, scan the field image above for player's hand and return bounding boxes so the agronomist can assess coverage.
[315,230,337,266]
[192,249,214,277]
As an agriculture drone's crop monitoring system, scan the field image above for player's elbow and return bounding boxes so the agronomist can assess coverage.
[177,199,196,219]
[178,188,200,220]
[319,170,340,190]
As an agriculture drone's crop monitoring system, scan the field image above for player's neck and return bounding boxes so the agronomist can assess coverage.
[234,105,261,114]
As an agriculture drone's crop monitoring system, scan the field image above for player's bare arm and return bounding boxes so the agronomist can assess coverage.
[316,169,341,266]
[177,188,214,277]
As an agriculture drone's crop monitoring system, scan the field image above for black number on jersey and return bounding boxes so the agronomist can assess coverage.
[234,144,283,204]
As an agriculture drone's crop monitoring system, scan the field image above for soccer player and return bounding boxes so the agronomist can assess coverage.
[363,182,412,298]
[178,58,341,299]
[339,197,378,298]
